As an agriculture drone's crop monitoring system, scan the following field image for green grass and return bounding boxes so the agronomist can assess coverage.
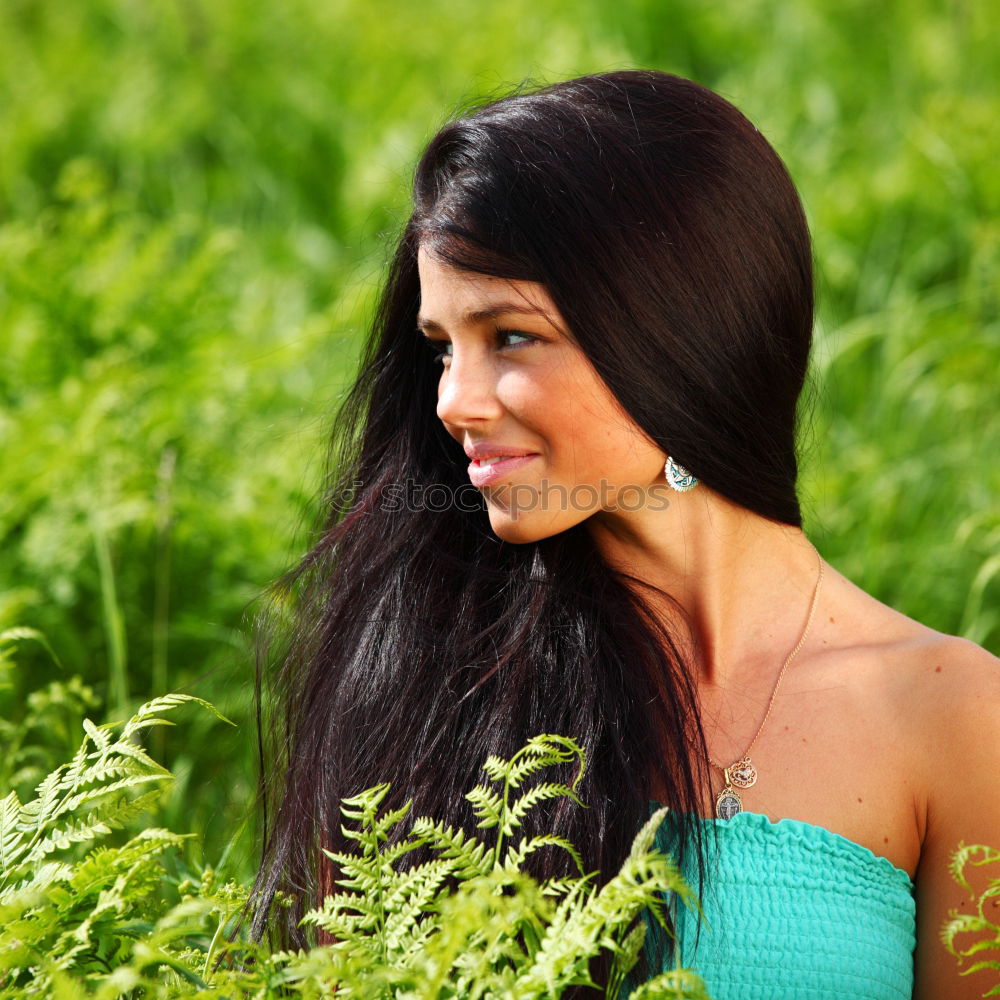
[1,0,997,883]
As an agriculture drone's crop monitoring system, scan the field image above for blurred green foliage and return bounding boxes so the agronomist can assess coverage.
[1,0,997,882]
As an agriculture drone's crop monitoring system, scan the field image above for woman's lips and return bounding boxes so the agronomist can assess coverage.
[467,454,539,488]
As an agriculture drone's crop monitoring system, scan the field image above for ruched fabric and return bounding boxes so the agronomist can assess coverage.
[646,809,917,1000]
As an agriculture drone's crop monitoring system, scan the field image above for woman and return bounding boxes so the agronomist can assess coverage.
[254,71,1000,998]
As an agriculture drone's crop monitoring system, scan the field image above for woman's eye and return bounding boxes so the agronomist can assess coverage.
[422,330,535,367]
[496,329,534,349]
[425,339,452,365]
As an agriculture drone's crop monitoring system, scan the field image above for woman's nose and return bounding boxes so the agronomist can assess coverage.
[435,349,504,428]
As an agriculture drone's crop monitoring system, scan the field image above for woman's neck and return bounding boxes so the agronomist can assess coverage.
[585,486,822,690]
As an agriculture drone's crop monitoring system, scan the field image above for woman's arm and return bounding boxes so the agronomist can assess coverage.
[912,637,1000,1000]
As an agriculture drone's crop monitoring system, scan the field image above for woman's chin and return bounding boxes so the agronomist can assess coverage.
[486,514,537,544]
[486,509,579,545]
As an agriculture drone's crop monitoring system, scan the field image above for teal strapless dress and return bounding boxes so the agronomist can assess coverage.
[645,809,917,1000]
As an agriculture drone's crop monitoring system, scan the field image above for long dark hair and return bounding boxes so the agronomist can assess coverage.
[252,70,814,973]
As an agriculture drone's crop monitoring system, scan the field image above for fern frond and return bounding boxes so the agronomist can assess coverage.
[480,755,510,783]
[303,893,382,937]
[504,834,585,875]
[942,911,999,956]
[0,627,63,671]
[505,751,575,792]
[22,860,74,893]
[409,817,492,877]
[30,765,68,823]
[373,802,413,836]
[960,938,1000,959]
[607,921,648,999]
[961,958,1000,979]
[3,723,714,998]
[58,759,134,794]
[81,718,111,754]
[383,858,459,950]
[505,735,586,791]
[121,693,234,739]
[0,790,25,870]
[88,786,166,830]
[103,736,171,774]
[506,783,584,833]
[516,835,697,997]
[465,785,505,830]
[418,870,547,996]
[339,782,391,818]
[950,842,1000,894]
[626,967,713,999]
[541,874,591,899]
[629,807,669,860]
[70,828,188,891]
[23,787,167,868]
[25,816,114,863]
[61,739,92,791]
[0,626,46,645]
[59,772,166,816]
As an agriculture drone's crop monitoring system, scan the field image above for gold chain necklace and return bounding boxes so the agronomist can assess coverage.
[693,549,825,820]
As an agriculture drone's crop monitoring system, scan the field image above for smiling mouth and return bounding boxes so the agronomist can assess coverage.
[474,456,521,467]
[467,454,539,487]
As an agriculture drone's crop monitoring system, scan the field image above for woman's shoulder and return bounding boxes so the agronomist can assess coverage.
[813,561,999,777]
[824,559,999,784]
[899,628,1000,776]
[808,565,998,875]
[868,616,1000,736]
[906,629,1000,697]
[818,560,998,695]
[829,578,1000,1000]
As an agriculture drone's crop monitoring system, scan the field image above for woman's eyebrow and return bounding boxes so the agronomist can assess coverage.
[416,302,551,333]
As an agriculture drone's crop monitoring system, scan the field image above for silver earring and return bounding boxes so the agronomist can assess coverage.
[664,456,698,492]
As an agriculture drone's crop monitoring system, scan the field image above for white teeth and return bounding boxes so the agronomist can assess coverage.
[475,453,533,467]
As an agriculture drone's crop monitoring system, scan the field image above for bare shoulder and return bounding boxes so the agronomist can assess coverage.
[806,562,1000,996]
[904,632,1000,810]
[899,627,1000,710]
[815,562,1000,792]
[906,631,1000,781]
[848,605,1000,998]
[890,625,1000,741]
[818,561,999,705]
[827,558,1000,800]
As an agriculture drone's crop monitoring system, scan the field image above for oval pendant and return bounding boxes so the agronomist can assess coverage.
[728,758,758,789]
[715,786,743,820]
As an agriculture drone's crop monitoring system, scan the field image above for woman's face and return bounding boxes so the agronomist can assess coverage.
[417,247,672,543]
